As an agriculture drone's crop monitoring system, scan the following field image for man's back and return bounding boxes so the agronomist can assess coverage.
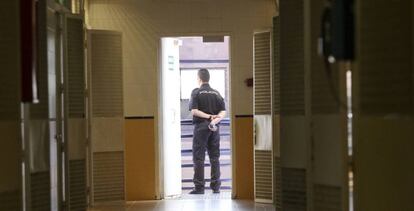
[189,83,225,123]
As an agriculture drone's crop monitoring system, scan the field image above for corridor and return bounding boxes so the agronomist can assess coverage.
[1,0,414,211]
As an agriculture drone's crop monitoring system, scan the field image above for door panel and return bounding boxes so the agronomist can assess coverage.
[88,30,125,204]
[280,115,308,211]
[253,31,273,203]
[312,115,347,211]
[354,1,414,210]
[272,16,282,210]
[65,15,87,210]
[279,0,309,209]
[354,118,414,211]
[0,122,21,211]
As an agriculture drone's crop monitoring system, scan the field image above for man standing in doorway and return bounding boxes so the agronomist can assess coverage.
[189,68,226,194]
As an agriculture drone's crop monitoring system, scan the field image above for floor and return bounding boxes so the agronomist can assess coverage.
[89,120,271,211]
[89,192,275,211]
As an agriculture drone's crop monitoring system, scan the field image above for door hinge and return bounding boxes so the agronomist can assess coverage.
[21,150,26,162]
[86,186,90,196]
[60,83,65,94]
[56,134,65,152]
[56,23,63,34]
[85,137,90,147]
[55,134,62,141]
[61,200,68,210]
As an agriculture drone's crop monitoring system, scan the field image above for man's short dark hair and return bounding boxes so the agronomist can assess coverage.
[198,68,210,82]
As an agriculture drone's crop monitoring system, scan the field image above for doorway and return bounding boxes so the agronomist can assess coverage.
[159,36,232,199]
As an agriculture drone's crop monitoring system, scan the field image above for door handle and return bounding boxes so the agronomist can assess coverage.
[172,109,176,124]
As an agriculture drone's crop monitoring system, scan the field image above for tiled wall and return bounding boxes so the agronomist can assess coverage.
[124,118,157,200]
[233,116,254,199]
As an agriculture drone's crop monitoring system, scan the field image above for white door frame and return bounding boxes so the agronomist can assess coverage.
[157,33,233,199]
[159,37,182,198]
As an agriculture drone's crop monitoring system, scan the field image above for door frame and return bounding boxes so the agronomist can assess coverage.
[156,33,233,199]
[159,37,183,198]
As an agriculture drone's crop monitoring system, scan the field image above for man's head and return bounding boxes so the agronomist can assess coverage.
[197,68,210,85]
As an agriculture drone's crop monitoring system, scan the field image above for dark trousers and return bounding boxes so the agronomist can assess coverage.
[192,121,221,191]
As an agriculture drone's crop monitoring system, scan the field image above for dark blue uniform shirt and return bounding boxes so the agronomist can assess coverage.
[189,83,226,124]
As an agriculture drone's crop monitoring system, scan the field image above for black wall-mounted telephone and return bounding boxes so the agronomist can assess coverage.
[319,0,355,109]
[319,0,355,63]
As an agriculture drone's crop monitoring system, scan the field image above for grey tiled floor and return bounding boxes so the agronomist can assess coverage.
[178,190,232,199]
[89,192,275,211]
